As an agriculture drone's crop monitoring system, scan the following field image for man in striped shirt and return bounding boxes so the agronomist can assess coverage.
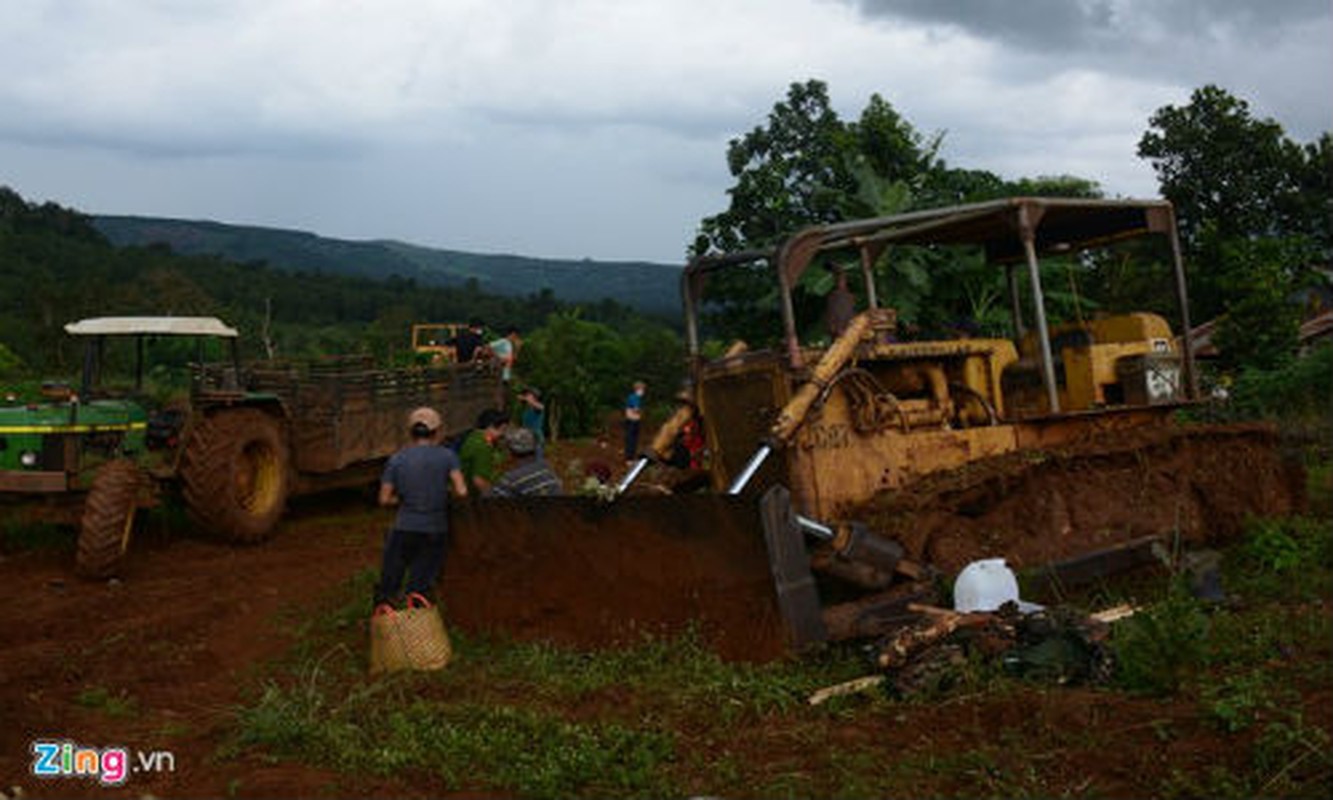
[489,428,563,497]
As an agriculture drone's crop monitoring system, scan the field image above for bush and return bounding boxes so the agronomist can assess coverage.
[1229,343,1332,426]
[1112,582,1210,695]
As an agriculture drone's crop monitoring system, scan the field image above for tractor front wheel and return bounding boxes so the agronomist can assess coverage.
[181,408,291,542]
[77,460,143,578]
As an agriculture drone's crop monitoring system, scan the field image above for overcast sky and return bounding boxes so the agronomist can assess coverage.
[2,0,1329,264]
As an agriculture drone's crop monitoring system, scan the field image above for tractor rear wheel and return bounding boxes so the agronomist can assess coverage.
[77,460,143,578]
[181,408,291,542]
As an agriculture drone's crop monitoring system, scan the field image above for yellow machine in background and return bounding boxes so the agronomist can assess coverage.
[411,323,466,365]
[1003,312,1180,416]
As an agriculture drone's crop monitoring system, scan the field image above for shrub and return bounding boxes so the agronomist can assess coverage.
[1112,582,1210,695]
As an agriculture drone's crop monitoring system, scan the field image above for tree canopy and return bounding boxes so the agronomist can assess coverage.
[1138,84,1331,370]
[689,80,1105,346]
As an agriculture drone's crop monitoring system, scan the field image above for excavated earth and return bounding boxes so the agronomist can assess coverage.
[858,422,1305,576]
[0,423,1311,797]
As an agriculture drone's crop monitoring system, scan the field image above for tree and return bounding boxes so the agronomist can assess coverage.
[1208,234,1310,372]
[1137,85,1307,248]
[519,311,630,439]
[691,81,943,344]
[1138,86,1331,365]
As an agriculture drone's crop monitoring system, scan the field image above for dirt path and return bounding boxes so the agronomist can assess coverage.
[0,493,385,798]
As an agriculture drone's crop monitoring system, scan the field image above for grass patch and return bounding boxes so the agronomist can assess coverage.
[231,661,676,797]
[1,518,72,553]
[75,685,138,718]
[223,501,1332,798]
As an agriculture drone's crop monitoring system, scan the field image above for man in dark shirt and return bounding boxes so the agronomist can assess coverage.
[375,407,467,607]
[490,428,563,497]
[449,318,487,363]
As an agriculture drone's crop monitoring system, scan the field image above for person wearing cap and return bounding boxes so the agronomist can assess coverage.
[374,407,467,607]
[517,386,546,456]
[489,427,563,497]
[458,408,509,494]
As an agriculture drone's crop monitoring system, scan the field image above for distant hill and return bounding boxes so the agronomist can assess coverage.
[92,216,683,316]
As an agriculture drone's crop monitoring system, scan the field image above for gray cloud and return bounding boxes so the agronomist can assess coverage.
[846,0,1332,50]
[1,0,1328,263]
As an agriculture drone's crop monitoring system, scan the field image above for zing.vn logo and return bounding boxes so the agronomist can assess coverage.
[30,739,176,786]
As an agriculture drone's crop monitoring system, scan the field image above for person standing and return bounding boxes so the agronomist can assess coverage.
[489,428,563,497]
[449,318,487,363]
[623,380,646,466]
[458,408,509,494]
[517,386,546,455]
[374,407,467,608]
[488,325,522,383]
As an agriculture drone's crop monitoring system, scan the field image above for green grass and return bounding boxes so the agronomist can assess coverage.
[223,506,1333,798]
[75,685,139,718]
[1,518,72,553]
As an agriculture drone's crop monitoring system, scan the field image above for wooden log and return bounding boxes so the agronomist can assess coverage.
[822,584,940,641]
[807,675,886,706]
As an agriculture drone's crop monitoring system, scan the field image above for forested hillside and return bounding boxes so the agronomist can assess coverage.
[93,216,682,316]
[0,187,673,386]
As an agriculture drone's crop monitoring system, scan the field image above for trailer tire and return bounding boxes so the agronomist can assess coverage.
[181,408,290,543]
[77,460,142,579]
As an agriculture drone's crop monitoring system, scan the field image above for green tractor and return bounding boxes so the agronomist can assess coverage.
[0,316,291,577]
[1,315,502,579]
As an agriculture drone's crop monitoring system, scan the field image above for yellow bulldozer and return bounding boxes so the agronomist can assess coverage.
[443,198,1301,659]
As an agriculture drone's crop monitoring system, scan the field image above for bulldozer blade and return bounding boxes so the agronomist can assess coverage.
[759,486,828,651]
[443,494,789,661]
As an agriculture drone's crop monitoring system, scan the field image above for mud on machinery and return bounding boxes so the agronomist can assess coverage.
[444,197,1297,656]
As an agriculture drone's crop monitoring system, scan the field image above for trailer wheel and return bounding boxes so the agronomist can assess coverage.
[77,460,143,578]
[181,408,290,542]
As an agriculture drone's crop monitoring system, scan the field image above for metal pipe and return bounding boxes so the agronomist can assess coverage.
[1167,219,1198,400]
[681,267,700,359]
[726,443,772,495]
[795,513,835,541]
[615,456,651,495]
[859,246,879,310]
[1006,262,1026,340]
[1020,208,1061,414]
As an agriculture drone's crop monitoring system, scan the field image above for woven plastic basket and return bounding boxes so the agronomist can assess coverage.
[369,593,453,674]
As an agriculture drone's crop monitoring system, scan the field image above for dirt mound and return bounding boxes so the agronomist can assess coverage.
[444,495,788,661]
[858,423,1305,575]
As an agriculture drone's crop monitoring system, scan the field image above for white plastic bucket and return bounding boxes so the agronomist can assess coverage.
[953,558,1041,613]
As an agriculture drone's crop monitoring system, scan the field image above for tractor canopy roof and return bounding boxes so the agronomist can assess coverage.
[64,316,239,338]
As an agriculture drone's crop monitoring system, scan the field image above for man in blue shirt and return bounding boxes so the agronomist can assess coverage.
[375,407,467,607]
[623,380,646,466]
[518,386,546,455]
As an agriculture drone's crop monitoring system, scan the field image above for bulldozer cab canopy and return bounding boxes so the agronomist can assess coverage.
[682,197,1196,409]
